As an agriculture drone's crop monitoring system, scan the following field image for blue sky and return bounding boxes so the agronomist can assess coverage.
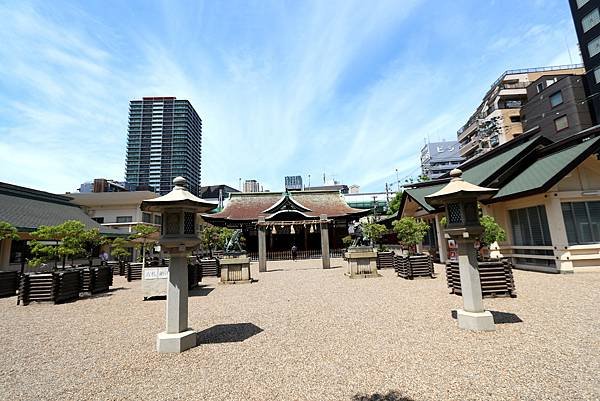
[0,0,582,194]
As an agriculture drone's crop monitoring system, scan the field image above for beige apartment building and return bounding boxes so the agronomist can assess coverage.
[457,64,585,161]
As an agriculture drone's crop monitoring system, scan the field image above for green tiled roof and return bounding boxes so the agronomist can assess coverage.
[461,138,535,185]
[0,183,123,235]
[494,137,600,200]
[404,183,446,212]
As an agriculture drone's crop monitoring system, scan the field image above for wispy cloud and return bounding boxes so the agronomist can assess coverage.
[0,0,583,194]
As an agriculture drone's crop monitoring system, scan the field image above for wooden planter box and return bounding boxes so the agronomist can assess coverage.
[376,251,395,269]
[199,258,220,277]
[445,259,517,298]
[0,271,19,298]
[19,270,81,305]
[188,264,202,289]
[126,262,143,282]
[108,261,124,276]
[394,254,434,279]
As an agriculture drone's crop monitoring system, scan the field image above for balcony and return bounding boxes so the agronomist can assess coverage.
[459,140,477,158]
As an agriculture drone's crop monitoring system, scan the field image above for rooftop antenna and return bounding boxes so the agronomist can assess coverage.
[564,35,574,65]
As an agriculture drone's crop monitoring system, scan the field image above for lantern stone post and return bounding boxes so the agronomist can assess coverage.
[141,177,217,353]
[425,169,497,332]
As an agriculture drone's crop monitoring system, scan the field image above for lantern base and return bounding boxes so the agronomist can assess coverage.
[156,329,197,353]
[456,309,495,331]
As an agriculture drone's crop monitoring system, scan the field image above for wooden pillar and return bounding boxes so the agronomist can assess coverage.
[320,214,330,269]
[434,214,448,263]
[258,216,267,272]
[544,193,573,273]
[0,239,11,268]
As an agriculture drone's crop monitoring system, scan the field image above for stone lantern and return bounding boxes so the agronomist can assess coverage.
[141,177,217,353]
[425,169,498,331]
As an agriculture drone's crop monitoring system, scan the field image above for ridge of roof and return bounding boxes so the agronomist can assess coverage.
[0,182,76,207]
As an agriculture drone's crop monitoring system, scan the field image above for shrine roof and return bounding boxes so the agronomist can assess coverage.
[203,190,369,223]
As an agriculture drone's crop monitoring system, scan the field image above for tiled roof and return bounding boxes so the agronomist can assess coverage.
[493,136,600,200]
[399,128,600,215]
[0,182,122,234]
[203,190,368,222]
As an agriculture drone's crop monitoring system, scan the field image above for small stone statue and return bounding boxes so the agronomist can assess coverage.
[350,223,372,247]
[224,229,244,253]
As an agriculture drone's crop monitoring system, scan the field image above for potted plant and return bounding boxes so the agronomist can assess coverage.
[110,237,131,275]
[361,222,388,251]
[392,217,433,279]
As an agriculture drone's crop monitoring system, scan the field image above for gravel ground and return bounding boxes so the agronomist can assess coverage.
[1,260,599,401]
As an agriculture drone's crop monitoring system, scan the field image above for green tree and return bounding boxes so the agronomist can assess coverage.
[110,237,131,269]
[80,228,106,266]
[361,222,388,250]
[130,224,159,267]
[479,215,507,248]
[30,220,89,268]
[387,192,403,215]
[392,217,429,255]
[200,225,234,256]
[341,235,353,248]
[0,221,19,242]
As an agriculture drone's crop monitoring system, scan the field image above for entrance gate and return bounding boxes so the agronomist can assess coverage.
[257,214,331,272]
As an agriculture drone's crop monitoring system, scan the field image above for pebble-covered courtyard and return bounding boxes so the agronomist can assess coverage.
[1,260,599,401]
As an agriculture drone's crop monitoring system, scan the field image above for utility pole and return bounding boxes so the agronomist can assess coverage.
[385,183,389,204]
[308,174,311,189]
[372,195,377,222]
[395,169,400,192]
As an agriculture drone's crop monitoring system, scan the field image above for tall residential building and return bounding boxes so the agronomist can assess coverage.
[284,175,303,191]
[420,140,463,179]
[521,73,593,141]
[243,180,262,192]
[457,65,584,161]
[125,97,202,196]
[569,0,600,123]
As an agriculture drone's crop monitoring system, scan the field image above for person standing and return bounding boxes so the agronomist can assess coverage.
[291,244,298,262]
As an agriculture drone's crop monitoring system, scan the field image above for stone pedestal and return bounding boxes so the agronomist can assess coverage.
[344,247,380,278]
[157,330,197,353]
[220,255,252,284]
[456,310,495,331]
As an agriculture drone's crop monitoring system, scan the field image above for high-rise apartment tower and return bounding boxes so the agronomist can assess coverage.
[125,97,202,195]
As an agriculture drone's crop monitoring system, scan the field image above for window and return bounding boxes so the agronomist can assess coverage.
[561,202,600,245]
[582,8,600,32]
[594,66,600,84]
[536,82,544,93]
[509,206,552,246]
[588,35,600,58]
[142,212,152,223]
[116,216,133,223]
[92,217,104,224]
[546,78,557,87]
[510,115,521,123]
[554,115,569,131]
[577,0,590,8]
[549,91,563,107]
[154,215,162,225]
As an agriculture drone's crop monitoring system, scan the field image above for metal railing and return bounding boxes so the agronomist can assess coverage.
[247,249,345,261]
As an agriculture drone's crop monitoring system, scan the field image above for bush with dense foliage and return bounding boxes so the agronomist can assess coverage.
[392,217,429,255]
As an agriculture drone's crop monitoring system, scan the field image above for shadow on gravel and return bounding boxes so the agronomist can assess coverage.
[489,310,523,324]
[197,323,263,344]
[450,310,523,324]
[351,390,415,401]
[189,285,215,297]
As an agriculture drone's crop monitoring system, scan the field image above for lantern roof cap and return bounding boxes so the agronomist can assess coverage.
[425,169,497,205]
[140,177,218,213]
